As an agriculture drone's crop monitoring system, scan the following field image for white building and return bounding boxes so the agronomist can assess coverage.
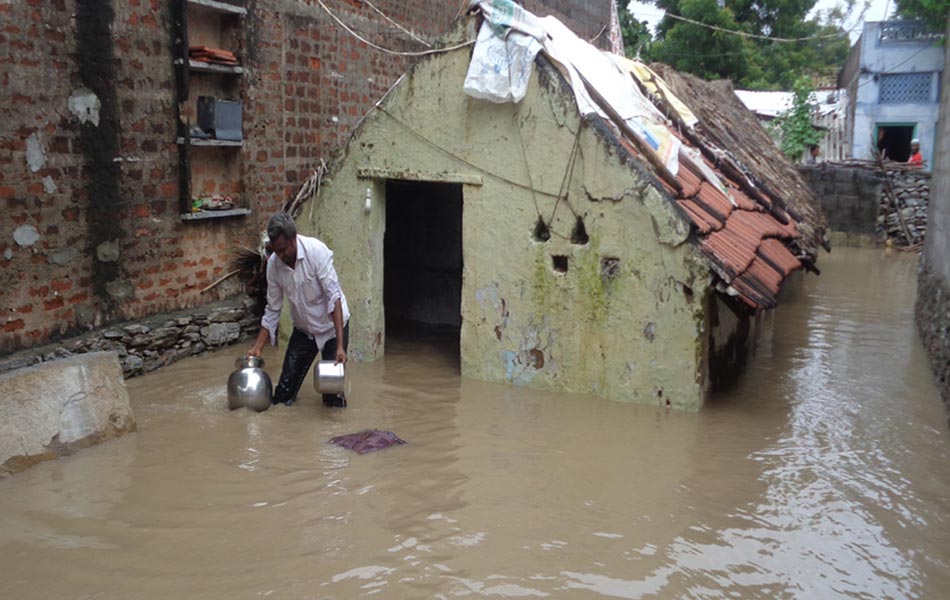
[839,20,945,168]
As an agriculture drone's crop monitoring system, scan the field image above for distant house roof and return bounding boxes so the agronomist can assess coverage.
[734,90,794,119]
[735,89,845,120]
[466,1,826,309]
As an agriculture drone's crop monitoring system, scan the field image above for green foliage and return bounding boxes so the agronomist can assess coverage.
[640,0,852,89]
[894,0,950,31]
[771,78,821,160]
[617,0,654,58]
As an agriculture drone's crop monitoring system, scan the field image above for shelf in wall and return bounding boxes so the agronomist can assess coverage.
[176,58,244,74]
[189,60,244,74]
[177,137,244,147]
[180,208,250,221]
[186,0,247,15]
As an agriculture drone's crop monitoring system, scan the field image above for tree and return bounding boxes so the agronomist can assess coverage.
[769,77,821,160]
[893,0,950,31]
[644,0,852,89]
[617,0,654,58]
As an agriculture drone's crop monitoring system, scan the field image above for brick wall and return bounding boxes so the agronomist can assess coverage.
[0,0,609,355]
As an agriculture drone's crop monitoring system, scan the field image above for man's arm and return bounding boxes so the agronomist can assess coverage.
[247,326,271,357]
[331,298,346,364]
[249,259,281,356]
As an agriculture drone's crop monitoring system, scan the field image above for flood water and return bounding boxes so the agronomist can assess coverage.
[1,247,949,599]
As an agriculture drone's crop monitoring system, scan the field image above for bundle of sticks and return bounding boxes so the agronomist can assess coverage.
[202,162,328,298]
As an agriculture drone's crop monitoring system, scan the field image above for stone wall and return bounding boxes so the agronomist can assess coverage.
[916,265,950,417]
[799,164,930,246]
[799,165,882,239]
[917,17,950,414]
[0,1,613,356]
[0,298,258,379]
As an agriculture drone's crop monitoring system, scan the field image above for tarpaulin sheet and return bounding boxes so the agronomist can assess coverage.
[465,0,681,175]
[463,21,542,103]
[616,57,699,129]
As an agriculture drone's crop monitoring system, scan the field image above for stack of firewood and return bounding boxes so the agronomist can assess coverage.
[879,169,930,248]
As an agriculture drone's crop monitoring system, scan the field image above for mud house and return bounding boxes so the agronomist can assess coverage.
[296,3,826,410]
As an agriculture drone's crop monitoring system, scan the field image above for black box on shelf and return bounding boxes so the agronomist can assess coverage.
[197,96,243,141]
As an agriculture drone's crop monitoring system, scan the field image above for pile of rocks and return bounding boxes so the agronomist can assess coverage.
[880,169,930,246]
[0,299,260,378]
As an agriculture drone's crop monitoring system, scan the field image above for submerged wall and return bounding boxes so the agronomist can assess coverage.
[0,352,136,478]
[299,46,712,409]
[916,17,950,414]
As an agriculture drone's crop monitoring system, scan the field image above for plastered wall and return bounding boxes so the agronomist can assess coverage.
[299,47,714,409]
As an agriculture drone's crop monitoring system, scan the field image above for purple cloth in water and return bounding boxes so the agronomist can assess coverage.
[330,429,406,455]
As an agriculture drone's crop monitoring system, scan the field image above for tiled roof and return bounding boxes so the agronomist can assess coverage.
[676,156,802,310]
[620,131,803,309]
[651,65,827,257]
[604,78,807,310]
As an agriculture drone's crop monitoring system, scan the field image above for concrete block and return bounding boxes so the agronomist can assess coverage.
[0,352,136,478]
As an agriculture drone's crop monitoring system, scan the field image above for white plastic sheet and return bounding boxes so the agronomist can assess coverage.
[467,0,686,175]
[463,21,542,104]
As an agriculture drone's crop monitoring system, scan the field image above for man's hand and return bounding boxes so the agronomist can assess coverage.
[248,328,270,358]
[335,347,347,365]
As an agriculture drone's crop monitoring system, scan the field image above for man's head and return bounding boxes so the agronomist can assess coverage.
[267,212,298,267]
[911,138,920,152]
[809,144,819,158]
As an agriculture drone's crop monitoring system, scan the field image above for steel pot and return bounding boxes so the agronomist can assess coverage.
[313,360,348,396]
[228,356,273,412]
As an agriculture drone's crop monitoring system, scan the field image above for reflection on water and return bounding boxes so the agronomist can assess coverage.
[1,248,949,599]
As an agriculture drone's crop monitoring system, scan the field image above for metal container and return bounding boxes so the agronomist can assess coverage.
[313,360,348,396]
[227,356,273,412]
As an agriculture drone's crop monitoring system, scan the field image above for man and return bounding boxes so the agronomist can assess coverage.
[805,144,820,165]
[908,139,923,166]
[248,212,350,407]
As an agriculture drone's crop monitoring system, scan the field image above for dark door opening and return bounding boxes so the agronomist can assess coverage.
[384,180,463,354]
[876,124,915,162]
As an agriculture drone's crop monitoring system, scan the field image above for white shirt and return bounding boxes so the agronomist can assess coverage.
[261,235,350,349]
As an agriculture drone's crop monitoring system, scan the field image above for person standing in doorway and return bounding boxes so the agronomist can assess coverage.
[805,144,820,165]
[908,139,923,166]
[248,212,350,407]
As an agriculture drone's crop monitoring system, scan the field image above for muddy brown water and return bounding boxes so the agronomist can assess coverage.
[2,247,949,599]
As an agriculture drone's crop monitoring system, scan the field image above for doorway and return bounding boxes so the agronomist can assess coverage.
[876,124,916,162]
[384,180,463,354]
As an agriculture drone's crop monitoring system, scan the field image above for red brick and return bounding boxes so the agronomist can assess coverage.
[3,319,25,332]
[50,278,71,292]
[43,296,64,311]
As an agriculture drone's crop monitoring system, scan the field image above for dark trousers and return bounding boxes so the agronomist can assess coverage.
[272,322,349,406]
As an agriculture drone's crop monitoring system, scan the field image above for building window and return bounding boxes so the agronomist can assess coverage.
[879,73,932,104]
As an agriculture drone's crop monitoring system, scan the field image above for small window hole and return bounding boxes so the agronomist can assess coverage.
[552,255,568,273]
[570,216,589,245]
[601,257,620,280]
[533,217,551,242]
